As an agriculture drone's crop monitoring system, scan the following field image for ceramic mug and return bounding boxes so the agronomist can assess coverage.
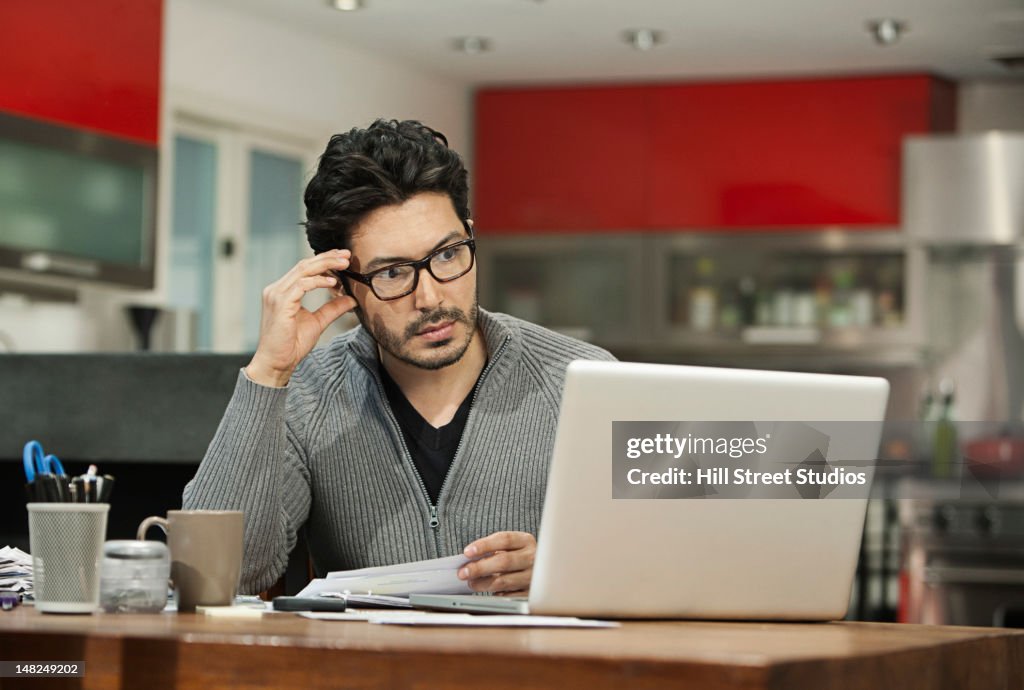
[138,510,243,613]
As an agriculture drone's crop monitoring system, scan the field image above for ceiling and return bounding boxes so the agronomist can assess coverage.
[206,0,1024,85]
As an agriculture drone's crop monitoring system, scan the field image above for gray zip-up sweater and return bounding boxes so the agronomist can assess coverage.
[182,310,614,594]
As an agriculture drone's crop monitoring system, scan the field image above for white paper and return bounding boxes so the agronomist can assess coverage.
[374,613,620,628]
[299,610,432,622]
[0,546,32,566]
[197,605,266,618]
[297,554,474,598]
[0,546,33,594]
[299,610,619,627]
[342,594,412,608]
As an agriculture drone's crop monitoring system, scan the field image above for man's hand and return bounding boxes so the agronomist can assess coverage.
[245,250,358,387]
[458,531,536,597]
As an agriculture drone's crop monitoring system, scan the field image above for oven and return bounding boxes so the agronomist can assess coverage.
[900,488,1024,627]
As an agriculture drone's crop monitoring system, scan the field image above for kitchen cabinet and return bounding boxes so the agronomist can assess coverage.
[478,232,926,367]
[474,75,955,233]
[0,1,162,290]
[0,0,162,144]
[474,87,651,231]
[648,76,955,227]
[476,233,647,347]
[651,232,924,356]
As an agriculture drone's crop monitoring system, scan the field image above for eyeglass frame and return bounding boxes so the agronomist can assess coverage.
[334,220,477,302]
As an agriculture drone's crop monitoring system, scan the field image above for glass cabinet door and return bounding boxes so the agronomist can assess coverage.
[653,233,923,351]
[477,234,647,347]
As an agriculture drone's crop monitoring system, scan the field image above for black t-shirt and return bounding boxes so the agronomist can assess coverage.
[378,364,478,505]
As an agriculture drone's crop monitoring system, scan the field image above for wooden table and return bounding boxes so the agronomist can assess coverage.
[0,607,1022,689]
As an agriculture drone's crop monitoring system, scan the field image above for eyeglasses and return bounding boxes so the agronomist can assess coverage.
[337,221,476,301]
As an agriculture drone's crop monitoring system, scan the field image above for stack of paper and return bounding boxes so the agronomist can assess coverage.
[0,546,33,599]
[297,554,474,598]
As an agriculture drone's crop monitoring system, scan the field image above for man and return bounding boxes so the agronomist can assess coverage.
[183,119,613,596]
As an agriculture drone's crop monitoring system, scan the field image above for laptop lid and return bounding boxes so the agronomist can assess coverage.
[528,361,889,620]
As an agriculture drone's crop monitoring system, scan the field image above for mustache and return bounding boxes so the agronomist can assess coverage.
[405,307,469,339]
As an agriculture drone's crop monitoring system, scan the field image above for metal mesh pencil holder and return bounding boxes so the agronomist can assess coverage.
[27,503,109,613]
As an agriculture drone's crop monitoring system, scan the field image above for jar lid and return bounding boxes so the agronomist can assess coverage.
[103,539,169,560]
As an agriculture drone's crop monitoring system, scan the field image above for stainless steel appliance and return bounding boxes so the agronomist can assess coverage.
[900,481,1024,627]
[904,132,1024,431]
[899,133,1024,626]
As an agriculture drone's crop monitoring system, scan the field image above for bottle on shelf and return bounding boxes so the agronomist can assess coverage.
[814,271,833,328]
[850,288,874,327]
[916,385,937,468]
[828,264,855,328]
[932,379,958,479]
[772,288,796,327]
[738,276,757,327]
[875,261,903,327]
[688,257,718,332]
[756,286,774,326]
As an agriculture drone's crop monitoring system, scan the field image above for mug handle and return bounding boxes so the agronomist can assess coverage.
[137,516,169,541]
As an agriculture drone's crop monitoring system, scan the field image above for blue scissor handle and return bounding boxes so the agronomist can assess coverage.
[22,441,64,481]
[43,454,65,476]
[23,440,42,483]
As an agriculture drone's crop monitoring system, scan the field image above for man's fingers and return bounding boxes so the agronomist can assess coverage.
[464,530,533,558]
[282,274,345,304]
[467,571,531,594]
[283,250,352,282]
[301,274,340,292]
[312,295,357,330]
[459,549,532,581]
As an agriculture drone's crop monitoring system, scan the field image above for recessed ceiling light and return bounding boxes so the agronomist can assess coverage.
[866,18,908,46]
[623,29,665,51]
[453,36,492,54]
[989,53,1024,71]
[331,0,364,11]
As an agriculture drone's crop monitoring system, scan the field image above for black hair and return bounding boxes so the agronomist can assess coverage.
[303,119,470,253]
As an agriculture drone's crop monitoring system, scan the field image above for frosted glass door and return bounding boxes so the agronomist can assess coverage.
[244,149,305,351]
[169,134,217,349]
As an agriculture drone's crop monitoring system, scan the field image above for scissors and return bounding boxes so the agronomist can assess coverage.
[22,440,66,483]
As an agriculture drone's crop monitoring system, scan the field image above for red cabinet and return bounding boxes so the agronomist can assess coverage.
[474,75,955,232]
[473,86,652,231]
[0,0,163,144]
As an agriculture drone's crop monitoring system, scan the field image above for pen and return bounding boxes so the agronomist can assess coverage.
[36,474,61,502]
[98,475,115,503]
[85,465,98,503]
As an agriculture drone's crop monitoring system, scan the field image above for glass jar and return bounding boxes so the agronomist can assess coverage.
[100,540,170,613]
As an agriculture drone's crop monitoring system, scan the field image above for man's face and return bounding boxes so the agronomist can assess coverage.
[344,192,479,371]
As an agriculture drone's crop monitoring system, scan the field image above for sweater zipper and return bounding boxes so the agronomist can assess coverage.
[366,373,438,538]
[361,334,510,553]
[436,335,510,511]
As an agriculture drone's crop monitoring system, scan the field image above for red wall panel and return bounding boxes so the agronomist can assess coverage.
[0,0,162,144]
[474,86,651,231]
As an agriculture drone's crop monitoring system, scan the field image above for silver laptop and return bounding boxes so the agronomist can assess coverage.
[413,361,889,620]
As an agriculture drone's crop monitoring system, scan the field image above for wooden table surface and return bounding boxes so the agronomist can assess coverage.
[0,607,1022,689]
